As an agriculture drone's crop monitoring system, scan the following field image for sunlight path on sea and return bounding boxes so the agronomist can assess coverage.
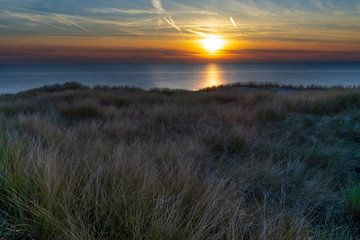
[197,63,226,89]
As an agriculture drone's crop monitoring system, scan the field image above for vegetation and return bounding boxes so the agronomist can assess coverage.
[346,184,360,232]
[0,82,359,239]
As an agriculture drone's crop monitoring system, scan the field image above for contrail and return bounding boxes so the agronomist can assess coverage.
[118,27,145,36]
[184,29,207,37]
[163,16,181,31]
[3,10,68,31]
[151,0,164,13]
[55,15,87,32]
[90,8,156,15]
[157,18,164,27]
[196,27,218,33]
[230,16,237,27]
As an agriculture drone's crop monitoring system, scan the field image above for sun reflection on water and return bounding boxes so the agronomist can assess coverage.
[200,64,225,89]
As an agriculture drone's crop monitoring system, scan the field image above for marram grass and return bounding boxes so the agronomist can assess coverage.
[0,82,359,239]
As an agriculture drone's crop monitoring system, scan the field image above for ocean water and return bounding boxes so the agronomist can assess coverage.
[0,62,359,94]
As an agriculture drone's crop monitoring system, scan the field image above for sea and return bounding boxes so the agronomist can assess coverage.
[0,62,359,94]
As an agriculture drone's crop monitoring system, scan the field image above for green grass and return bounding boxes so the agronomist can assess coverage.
[0,82,359,239]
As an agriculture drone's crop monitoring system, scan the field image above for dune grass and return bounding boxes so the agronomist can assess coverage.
[0,82,359,239]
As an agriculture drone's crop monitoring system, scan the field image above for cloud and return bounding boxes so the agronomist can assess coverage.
[88,8,219,16]
[116,27,145,36]
[0,46,202,64]
[187,10,219,16]
[2,44,360,64]
[0,10,159,35]
[183,29,208,37]
[1,11,68,30]
[163,16,181,31]
[151,0,164,13]
[1,10,88,32]
[89,8,157,15]
[53,14,87,32]
[230,16,237,27]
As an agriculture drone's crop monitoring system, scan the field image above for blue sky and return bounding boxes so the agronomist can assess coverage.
[1,0,359,36]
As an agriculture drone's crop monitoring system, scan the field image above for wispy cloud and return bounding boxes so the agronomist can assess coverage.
[230,16,237,27]
[0,46,202,64]
[116,27,145,36]
[88,8,219,16]
[53,14,87,32]
[151,0,164,13]
[0,10,89,32]
[186,10,219,16]
[0,10,159,35]
[89,8,157,15]
[183,29,208,37]
[1,11,68,30]
[163,16,181,31]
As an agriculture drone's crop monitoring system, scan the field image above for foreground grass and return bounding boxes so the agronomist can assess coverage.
[0,82,359,239]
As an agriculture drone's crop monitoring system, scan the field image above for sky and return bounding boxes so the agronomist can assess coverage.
[0,0,359,63]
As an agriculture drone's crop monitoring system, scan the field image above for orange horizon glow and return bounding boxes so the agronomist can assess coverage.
[4,29,360,63]
[0,29,360,64]
[1,34,360,64]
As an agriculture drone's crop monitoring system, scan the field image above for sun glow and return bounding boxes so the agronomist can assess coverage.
[201,35,225,53]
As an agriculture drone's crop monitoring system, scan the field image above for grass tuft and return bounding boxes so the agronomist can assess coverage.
[58,100,105,120]
[346,184,360,213]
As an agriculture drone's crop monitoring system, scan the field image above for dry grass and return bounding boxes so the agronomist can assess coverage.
[0,83,359,239]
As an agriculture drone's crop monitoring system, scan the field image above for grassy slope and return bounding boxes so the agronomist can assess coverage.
[0,82,359,239]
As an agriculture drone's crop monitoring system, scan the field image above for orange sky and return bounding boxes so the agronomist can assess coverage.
[1,36,359,64]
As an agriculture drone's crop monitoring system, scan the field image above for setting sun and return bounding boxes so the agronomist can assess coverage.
[201,35,225,53]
